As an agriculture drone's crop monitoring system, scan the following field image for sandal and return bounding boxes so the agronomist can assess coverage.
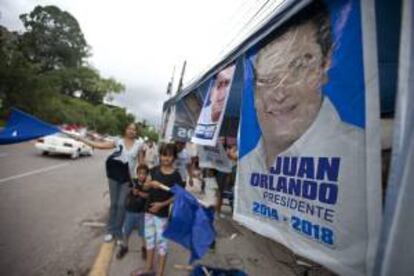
[141,246,147,260]
[116,245,128,259]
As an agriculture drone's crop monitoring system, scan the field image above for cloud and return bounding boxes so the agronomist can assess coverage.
[109,83,170,127]
[1,0,266,126]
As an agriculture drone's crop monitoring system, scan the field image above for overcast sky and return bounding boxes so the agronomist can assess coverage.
[0,0,281,126]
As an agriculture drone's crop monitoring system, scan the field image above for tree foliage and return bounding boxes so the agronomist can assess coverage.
[141,124,160,142]
[19,5,89,71]
[0,5,137,135]
[48,66,125,104]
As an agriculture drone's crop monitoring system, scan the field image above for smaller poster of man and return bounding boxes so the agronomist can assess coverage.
[197,143,233,173]
[192,64,236,146]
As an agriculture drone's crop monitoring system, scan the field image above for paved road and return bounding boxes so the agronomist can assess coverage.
[0,142,335,276]
[0,142,111,276]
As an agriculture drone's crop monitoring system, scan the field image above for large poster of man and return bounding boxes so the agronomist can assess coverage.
[234,1,381,275]
[192,64,236,146]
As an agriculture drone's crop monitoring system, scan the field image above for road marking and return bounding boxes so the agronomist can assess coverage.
[89,242,114,276]
[0,163,69,184]
[82,221,106,228]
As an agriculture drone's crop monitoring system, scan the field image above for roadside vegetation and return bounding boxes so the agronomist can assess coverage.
[0,5,157,139]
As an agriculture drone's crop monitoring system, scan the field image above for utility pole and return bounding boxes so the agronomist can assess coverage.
[176,60,187,94]
[166,66,175,97]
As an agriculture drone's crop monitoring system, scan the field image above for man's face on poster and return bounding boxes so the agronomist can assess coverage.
[210,65,235,123]
[255,21,329,150]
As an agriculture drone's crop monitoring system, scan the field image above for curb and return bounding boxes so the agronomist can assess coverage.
[89,242,114,276]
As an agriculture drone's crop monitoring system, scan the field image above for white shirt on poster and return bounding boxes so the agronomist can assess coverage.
[236,97,367,275]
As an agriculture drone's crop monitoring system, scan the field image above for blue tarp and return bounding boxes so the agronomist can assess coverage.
[190,265,247,276]
[163,185,216,263]
[0,108,60,145]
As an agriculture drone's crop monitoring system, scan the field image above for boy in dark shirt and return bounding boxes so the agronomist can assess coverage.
[117,165,149,260]
[132,143,184,276]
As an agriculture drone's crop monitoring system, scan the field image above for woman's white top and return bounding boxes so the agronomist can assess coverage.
[113,138,142,179]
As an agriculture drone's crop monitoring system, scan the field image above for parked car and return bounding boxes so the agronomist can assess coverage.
[102,135,118,143]
[35,133,93,159]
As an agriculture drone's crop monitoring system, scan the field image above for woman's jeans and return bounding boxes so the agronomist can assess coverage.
[107,178,129,239]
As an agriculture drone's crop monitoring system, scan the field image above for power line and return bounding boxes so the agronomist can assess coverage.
[217,0,272,56]
[219,0,266,40]
[184,0,287,89]
[231,0,286,53]
[218,0,283,58]
[186,0,279,85]
[208,1,267,66]
[220,0,255,28]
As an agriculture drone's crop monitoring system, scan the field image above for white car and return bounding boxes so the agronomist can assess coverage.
[35,133,93,159]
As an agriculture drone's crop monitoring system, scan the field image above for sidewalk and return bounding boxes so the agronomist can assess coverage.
[107,207,335,276]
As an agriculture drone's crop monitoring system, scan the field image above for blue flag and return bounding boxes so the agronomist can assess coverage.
[190,265,247,276]
[163,185,216,263]
[0,108,60,145]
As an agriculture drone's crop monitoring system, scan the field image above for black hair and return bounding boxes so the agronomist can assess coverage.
[136,164,149,174]
[159,143,177,159]
[122,122,137,136]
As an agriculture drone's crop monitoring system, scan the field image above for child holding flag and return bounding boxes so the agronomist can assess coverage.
[132,143,184,276]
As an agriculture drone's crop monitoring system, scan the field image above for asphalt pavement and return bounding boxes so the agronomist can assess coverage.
[0,142,110,276]
[0,142,334,276]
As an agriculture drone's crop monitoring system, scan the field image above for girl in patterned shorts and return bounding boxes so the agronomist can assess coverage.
[132,143,184,276]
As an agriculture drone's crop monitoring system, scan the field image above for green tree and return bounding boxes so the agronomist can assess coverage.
[17,5,125,104]
[47,66,125,104]
[0,26,57,117]
[19,5,89,71]
[1,5,128,133]
[139,121,159,142]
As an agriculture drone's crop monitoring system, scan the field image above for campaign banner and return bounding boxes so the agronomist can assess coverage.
[234,1,381,275]
[172,92,204,142]
[172,100,195,142]
[192,64,236,146]
[160,105,175,142]
[0,108,59,144]
[197,143,232,173]
[220,58,244,138]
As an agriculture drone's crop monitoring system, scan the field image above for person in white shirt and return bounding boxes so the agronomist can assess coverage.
[174,141,193,186]
[75,123,143,244]
[142,139,159,169]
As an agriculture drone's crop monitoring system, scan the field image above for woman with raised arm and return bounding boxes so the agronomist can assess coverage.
[73,123,144,244]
